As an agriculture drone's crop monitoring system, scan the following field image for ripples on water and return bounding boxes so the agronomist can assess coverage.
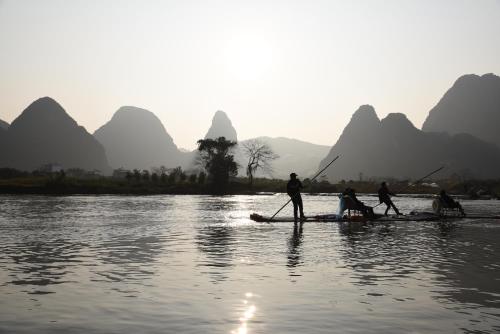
[1,194,500,333]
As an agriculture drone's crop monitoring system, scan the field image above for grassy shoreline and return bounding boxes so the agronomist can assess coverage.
[1,176,499,198]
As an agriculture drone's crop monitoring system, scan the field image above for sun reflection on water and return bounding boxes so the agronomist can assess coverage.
[231,292,257,334]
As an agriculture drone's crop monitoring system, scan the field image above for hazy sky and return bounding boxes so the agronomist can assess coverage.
[1,0,499,149]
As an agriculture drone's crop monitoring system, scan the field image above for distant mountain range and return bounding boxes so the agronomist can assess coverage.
[1,72,499,179]
[423,73,500,148]
[319,105,500,181]
[0,97,110,173]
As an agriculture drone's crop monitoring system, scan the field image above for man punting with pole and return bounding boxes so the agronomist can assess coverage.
[378,182,401,216]
[287,172,305,223]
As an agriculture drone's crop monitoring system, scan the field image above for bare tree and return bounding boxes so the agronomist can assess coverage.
[242,139,279,187]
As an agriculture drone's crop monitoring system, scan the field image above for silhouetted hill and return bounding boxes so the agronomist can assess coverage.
[204,110,237,141]
[0,119,8,130]
[0,97,110,173]
[236,137,330,179]
[94,106,190,170]
[184,110,238,172]
[319,105,500,181]
[0,122,6,151]
[422,73,500,147]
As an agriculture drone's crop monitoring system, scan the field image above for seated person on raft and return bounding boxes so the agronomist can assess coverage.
[341,187,375,218]
[439,190,465,216]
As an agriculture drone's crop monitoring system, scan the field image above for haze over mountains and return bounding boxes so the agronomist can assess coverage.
[202,112,329,179]
[94,106,189,170]
[422,73,500,148]
[0,97,110,173]
[236,137,330,179]
[1,73,499,180]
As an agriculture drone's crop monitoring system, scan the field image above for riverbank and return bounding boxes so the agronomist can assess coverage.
[1,175,498,198]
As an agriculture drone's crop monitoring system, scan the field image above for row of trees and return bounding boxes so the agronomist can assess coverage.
[110,137,277,191]
[123,167,206,185]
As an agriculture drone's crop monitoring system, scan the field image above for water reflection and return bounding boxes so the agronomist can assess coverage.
[336,221,425,288]
[431,223,500,315]
[336,221,379,257]
[195,197,238,282]
[92,235,165,284]
[287,222,304,273]
[434,221,459,236]
[0,196,173,295]
[9,196,76,222]
[231,292,257,334]
[196,225,235,268]
[0,197,87,294]
[86,199,172,287]
[335,217,500,330]
[5,238,85,293]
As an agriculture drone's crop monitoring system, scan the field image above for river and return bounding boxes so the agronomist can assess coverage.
[1,194,499,333]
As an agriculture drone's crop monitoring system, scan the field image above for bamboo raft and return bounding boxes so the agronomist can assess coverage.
[249,212,500,223]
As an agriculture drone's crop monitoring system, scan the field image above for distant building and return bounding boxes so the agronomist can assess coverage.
[421,182,439,188]
[38,163,63,174]
[87,169,102,178]
[65,168,101,179]
[112,168,130,179]
[66,168,86,178]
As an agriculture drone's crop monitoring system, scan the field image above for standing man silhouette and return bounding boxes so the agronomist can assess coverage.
[287,173,305,223]
[378,182,401,216]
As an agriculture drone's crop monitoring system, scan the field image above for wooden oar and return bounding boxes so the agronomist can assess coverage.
[373,166,445,208]
[267,155,340,222]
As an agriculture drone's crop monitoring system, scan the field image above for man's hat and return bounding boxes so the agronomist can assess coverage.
[290,172,297,178]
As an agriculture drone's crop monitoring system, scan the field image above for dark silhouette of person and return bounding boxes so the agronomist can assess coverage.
[342,187,374,218]
[378,182,401,216]
[287,173,305,222]
[439,190,465,216]
[343,187,360,205]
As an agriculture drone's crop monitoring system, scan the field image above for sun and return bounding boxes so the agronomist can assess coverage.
[222,32,274,81]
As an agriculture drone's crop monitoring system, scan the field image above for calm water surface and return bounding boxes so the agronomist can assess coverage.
[1,194,500,333]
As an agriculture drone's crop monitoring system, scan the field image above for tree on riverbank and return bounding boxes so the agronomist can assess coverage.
[242,139,278,187]
[197,137,238,193]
